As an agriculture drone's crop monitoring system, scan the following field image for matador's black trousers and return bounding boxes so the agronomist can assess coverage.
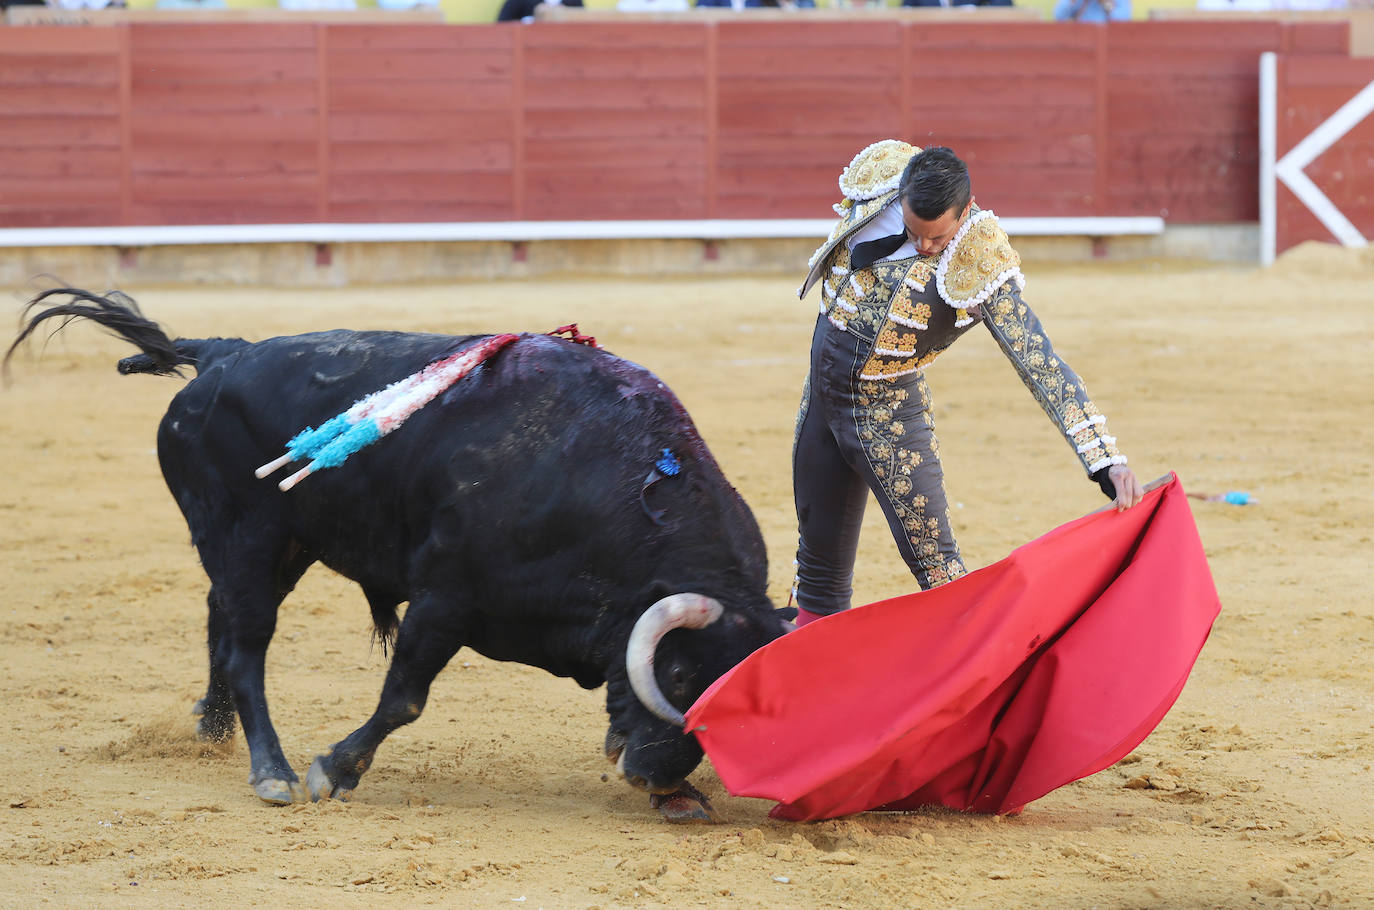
[792,315,967,618]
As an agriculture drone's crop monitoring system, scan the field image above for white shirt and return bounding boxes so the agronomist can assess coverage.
[846,198,916,264]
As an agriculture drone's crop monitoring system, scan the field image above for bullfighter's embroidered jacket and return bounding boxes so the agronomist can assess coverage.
[798,140,1128,478]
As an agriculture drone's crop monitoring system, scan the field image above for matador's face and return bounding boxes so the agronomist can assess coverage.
[901,199,973,258]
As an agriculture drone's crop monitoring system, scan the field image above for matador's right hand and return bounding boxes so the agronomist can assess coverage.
[1105,464,1144,511]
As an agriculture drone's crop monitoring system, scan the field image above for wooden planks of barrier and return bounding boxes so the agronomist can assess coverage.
[125,24,321,224]
[0,28,125,227]
[0,19,1355,231]
[520,23,712,220]
[326,25,517,222]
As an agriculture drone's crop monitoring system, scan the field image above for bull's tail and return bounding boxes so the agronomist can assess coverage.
[4,287,245,380]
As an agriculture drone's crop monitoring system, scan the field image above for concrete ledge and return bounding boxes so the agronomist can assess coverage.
[0,225,1257,289]
[0,217,1165,249]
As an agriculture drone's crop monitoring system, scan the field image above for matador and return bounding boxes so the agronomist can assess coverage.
[792,141,1144,626]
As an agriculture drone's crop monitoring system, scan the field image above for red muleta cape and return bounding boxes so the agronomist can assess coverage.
[686,474,1220,821]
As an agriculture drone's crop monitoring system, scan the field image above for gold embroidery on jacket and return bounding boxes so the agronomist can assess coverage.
[983,283,1125,474]
[839,140,919,201]
[938,213,1023,308]
[822,246,855,330]
[890,284,932,330]
[845,268,877,306]
[875,325,919,356]
[858,259,959,380]
[905,259,934,292]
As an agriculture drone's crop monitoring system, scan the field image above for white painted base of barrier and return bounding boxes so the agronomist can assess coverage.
[0,217,1165,250]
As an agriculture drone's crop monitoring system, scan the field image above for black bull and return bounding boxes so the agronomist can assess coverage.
[6,289,790,819]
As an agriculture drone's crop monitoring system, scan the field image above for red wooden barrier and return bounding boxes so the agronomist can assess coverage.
[0,20,1352,230]
[715,21,903,218]
[0,29,124,227]
[1276,54,1374,252]
[327,25,516,222]
[128,24,320,225]
[903,25,1101,219]
[1106,21,1348,224]
[521,23,711,220]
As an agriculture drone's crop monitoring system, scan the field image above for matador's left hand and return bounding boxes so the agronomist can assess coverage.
[1108,464,1144,511]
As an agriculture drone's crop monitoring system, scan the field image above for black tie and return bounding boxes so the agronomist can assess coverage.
[849,231,908,271]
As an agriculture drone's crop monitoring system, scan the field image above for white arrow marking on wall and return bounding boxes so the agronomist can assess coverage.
[1274,75,1374,249]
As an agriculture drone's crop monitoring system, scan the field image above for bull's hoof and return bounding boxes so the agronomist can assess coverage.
[306,756,352,803]
[253,777,307,806]
[650,782,719,824]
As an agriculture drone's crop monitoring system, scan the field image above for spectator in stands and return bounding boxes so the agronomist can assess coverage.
[696,0,817,8]
[155,0,228,9]
[615,0,689,10]
[497,0,581,20]
[1055,0,1129,20]
[1196,0,1349,8]
[377,0,438,10]
[903,0,1014,7]
[790,141,1142,626]
[278,0,356,10]
[50,0,127,8]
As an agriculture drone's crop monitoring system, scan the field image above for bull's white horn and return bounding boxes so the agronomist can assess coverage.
[625,593,724,728]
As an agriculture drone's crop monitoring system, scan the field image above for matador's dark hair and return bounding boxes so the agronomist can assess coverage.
[899,147,972,221]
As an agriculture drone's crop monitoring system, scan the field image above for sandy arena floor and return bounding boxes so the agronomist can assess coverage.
[1,244,1372,909]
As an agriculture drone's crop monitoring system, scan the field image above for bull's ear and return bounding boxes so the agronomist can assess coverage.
[774,606,798,622]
